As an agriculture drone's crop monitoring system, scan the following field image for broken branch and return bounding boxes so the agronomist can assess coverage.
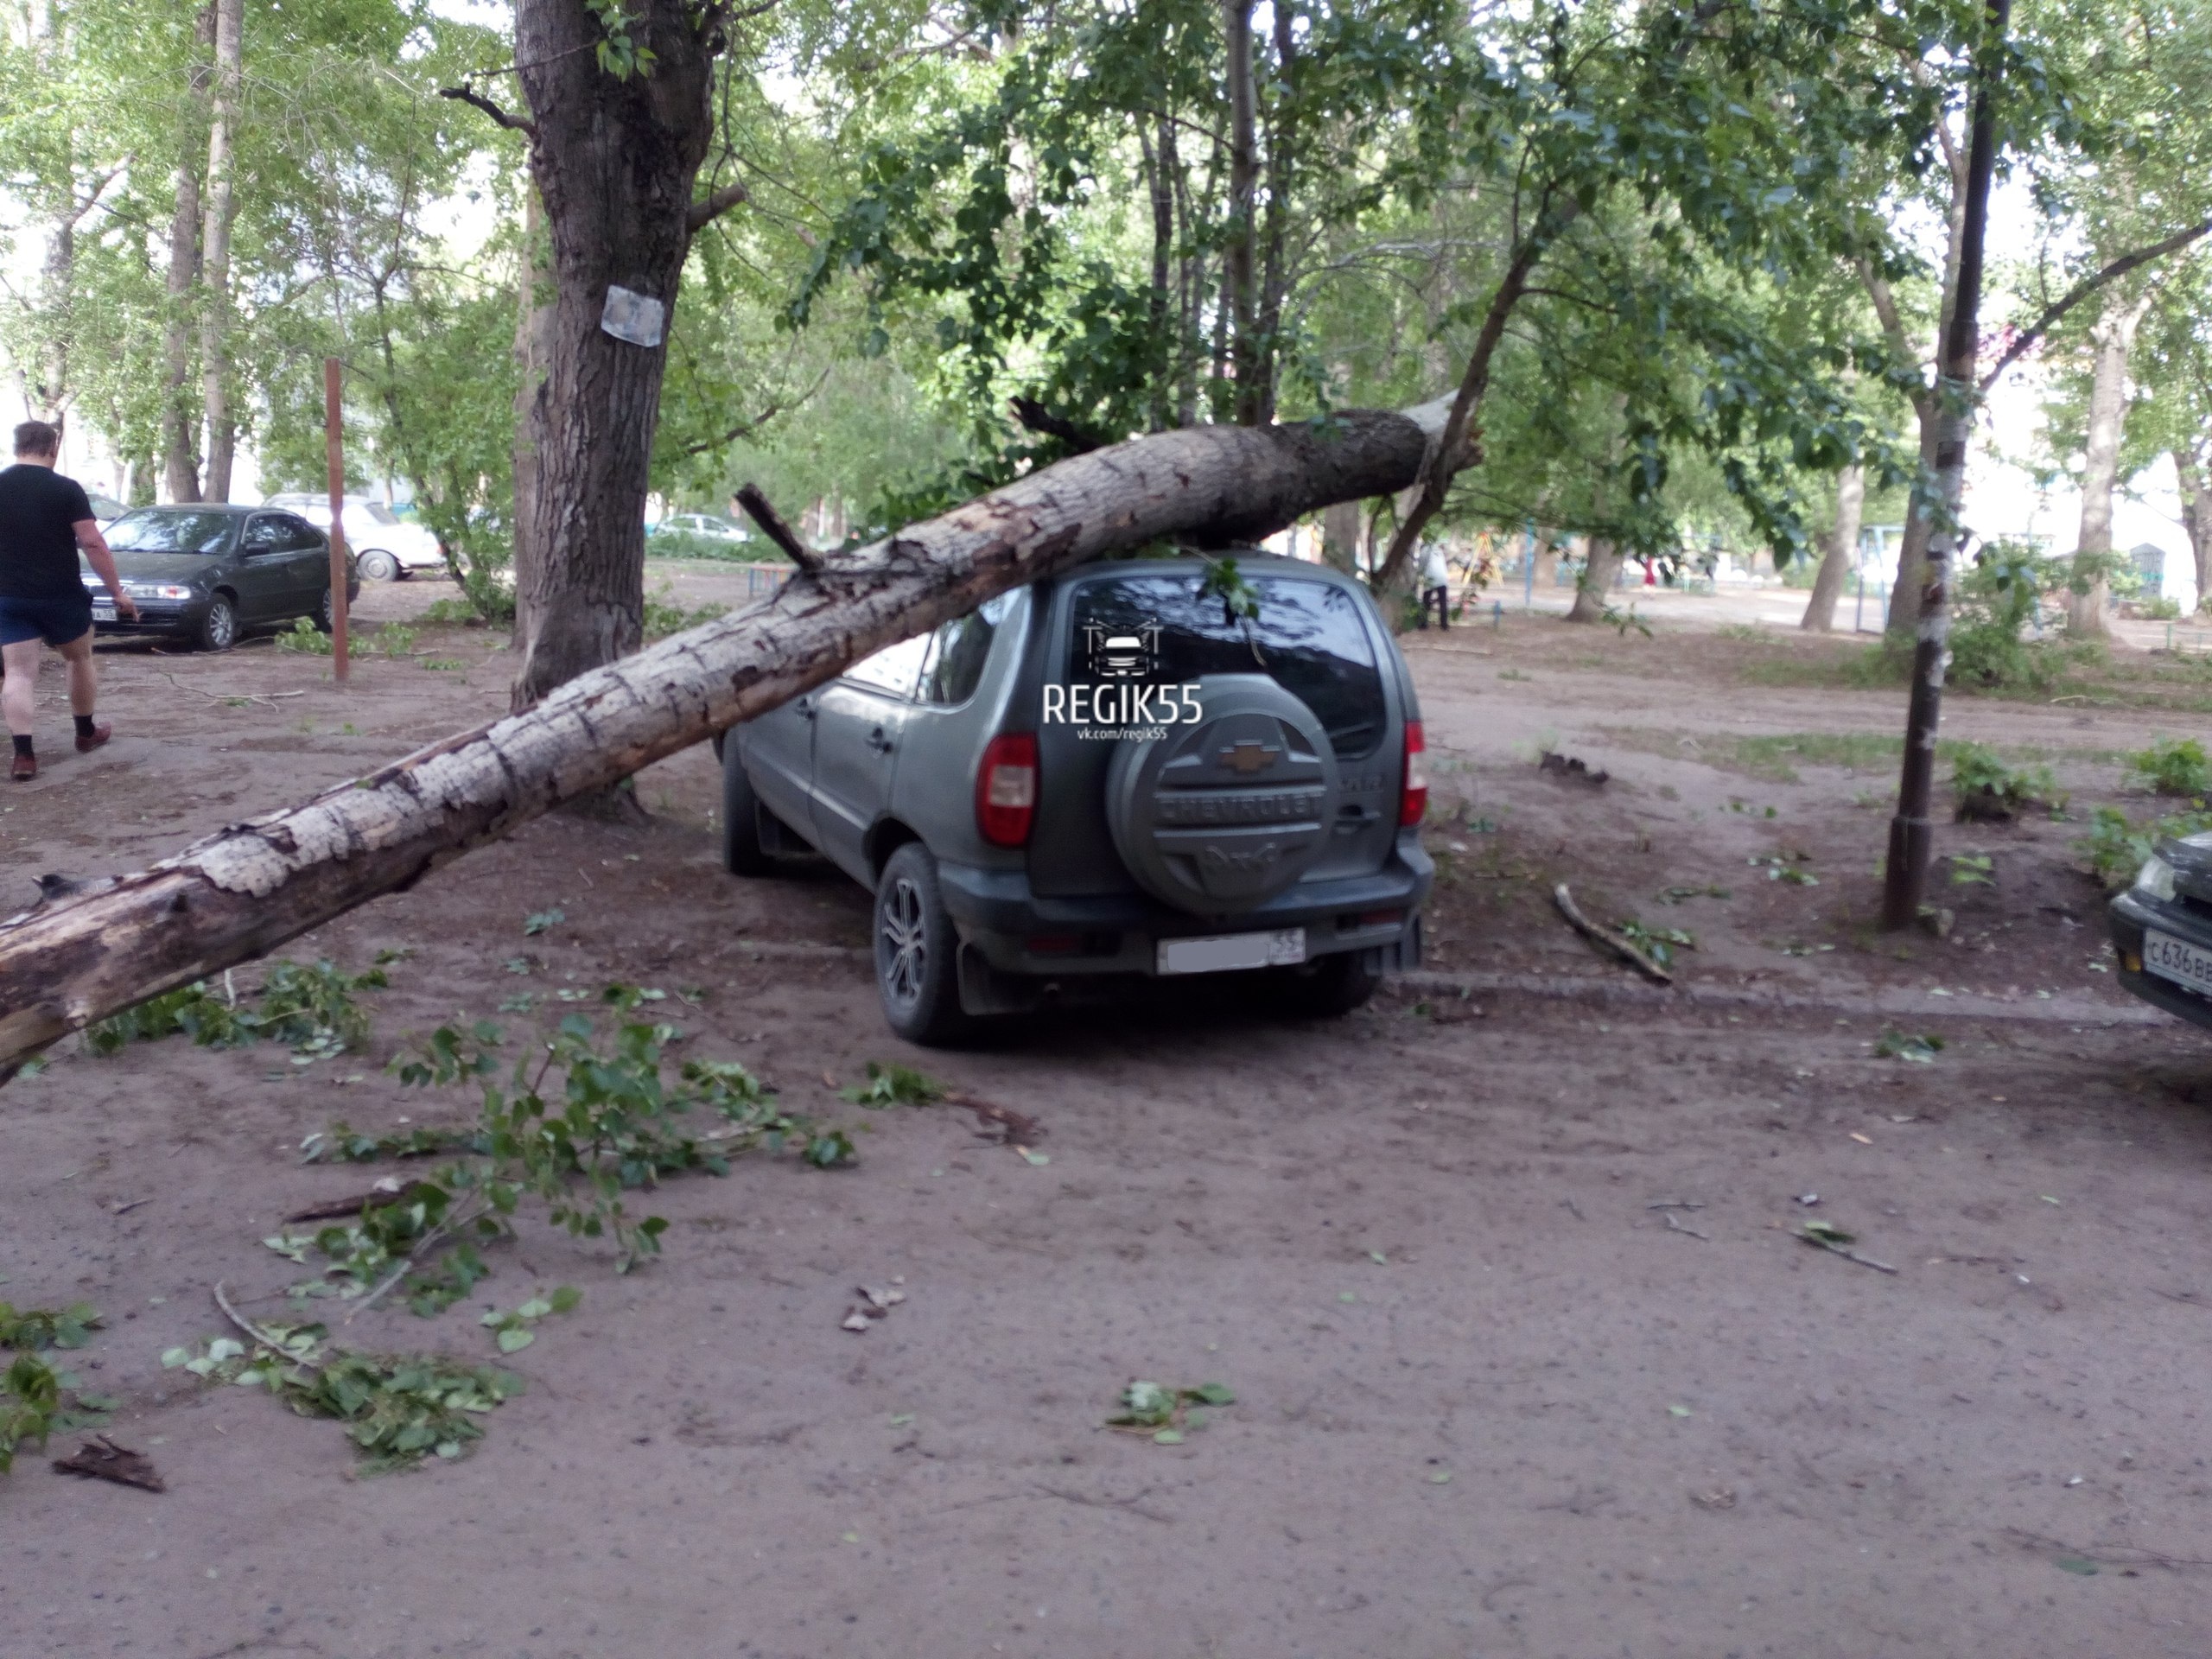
[734,482,822,575]
[1551,883,1674,985]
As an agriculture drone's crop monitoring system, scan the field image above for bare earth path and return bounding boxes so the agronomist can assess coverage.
[3,579,2209,1659]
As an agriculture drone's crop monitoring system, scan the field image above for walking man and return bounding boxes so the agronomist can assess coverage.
[0,421,136,781]
[1417,541,1452,631]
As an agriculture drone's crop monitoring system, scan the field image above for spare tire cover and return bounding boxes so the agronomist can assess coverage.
[1104,673,1341,914]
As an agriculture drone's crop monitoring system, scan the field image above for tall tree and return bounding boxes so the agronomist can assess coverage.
[197,0,243,499]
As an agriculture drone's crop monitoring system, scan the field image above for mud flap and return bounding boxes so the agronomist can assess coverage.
[957,942,1046,1016]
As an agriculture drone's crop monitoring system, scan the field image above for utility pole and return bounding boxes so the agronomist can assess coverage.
[1882,0,2010,931]
[323,357,352,686]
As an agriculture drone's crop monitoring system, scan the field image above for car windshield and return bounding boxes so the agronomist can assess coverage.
[104,510,236,554]
[1070,573,1388,757]
[365,503,400,524]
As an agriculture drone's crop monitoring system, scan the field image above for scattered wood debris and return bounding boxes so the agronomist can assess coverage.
[1538,751,1609,787]
[944,1090,1041,1146]
[1552,884,1673,984]
[53,1435,165,1492]
[842,1281,907,1332]
[285,1177,441,1224]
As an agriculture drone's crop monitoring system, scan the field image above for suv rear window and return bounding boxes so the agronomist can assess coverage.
[1070,573,1387,757]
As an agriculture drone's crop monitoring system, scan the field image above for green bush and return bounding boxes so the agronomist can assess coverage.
[2079,804,2212,890]
[2125,736,2212,797]
[1948,741,2062,821]
[645,531,779,563]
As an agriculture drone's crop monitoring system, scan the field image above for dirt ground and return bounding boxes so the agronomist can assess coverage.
[6,570,2212,1659]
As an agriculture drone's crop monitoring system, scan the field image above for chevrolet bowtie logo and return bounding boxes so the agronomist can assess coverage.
[1219,740,1281,775]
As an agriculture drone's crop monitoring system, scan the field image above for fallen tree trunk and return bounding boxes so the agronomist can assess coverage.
[0,399,1450,1076]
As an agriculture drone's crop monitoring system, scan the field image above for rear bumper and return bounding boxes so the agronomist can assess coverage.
[938,836,1433,978]
[2108,887,2212,1033]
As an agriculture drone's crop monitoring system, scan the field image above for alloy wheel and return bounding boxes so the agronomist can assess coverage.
[879,876,926,1007]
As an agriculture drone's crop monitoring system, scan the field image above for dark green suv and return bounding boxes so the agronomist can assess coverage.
[717,554,1433,1043]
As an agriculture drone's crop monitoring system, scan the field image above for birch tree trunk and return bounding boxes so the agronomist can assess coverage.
[509,183,550,617]
[507,0,720,709]
[0,400,1453,1073]
[1800,465,1865,632]
[195,0,243,502]
[2066,293,2153,638]
[1885,397,1939,637]
[1320,499,1362,575]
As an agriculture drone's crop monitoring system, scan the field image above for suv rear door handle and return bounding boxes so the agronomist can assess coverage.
[866,725,894,753]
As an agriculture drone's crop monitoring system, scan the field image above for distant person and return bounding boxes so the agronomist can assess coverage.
[1417,543,1452,630]
[0,421,135,781]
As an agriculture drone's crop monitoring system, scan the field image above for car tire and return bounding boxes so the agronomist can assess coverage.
[720,740,777,876]
[194,594,238,653]
[314,587,336,633]
[357,550,400,582]
[874,842,975,1046]
[1273,950,1381,1019]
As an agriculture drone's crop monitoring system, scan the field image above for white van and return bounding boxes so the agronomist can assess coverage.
[260,495,445,582]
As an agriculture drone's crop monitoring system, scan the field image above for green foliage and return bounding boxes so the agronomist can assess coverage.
[641,590,731,639]
[1875,1031,1944,1063]
[0,1352,60,1476]
[1948,741,2062,820]
[1617,921,1695,967]
[2125,737,2212,797]
[2080,804,2212,890]
[841,1060,944,1106]
[1947,543,2069,690]
[523,908,565,937]
[1106,1379,1236,1445]
[1947,854,1995,887]
[480,1287,582,1354]
[164,1327,524,1476]
[0,1301,100,1351]
[86,959,388,1060]
[275,994,855,1316]
[276,617,334,656]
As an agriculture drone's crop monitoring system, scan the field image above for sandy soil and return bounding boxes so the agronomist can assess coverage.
[4,574,2211,1659]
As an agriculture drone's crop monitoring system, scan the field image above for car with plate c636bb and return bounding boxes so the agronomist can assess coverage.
[2108,830,2212,1030]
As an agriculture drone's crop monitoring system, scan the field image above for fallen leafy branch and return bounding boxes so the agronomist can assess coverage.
[1552,884,1674,985]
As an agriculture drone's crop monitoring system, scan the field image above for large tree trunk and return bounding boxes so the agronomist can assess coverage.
[2177,447,2210,613]
[510,182,550,614]
[507,0,720,709]
[161,4,213,501]
[1565,537,1624,623]
[2066,293,2153,637]
[195,0,242,502]
[1800,464,1865,632]
[0,400,1452,1072]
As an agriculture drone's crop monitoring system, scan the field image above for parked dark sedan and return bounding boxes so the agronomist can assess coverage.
[2107,831,2212,1030]
[84,505,358,652]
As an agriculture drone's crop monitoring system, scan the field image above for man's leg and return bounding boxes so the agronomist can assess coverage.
[3,636,42,779]
[55,631,110,753]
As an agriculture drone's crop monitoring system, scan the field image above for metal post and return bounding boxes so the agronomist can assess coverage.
[1881,0,2009,931]
[322,357,351,687]
[1522,521,1535,612]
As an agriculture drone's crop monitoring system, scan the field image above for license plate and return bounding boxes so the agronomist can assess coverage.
[92,603,115,622]
[2143,929,2212,996]
[1157,928,1306,976]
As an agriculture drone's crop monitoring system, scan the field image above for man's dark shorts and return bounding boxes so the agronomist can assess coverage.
[0,594,93,648]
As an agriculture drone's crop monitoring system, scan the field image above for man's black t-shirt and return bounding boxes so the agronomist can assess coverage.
[0,463,94,603]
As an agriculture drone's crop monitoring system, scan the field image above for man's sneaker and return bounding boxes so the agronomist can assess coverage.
[75,722,111,754]
[10,752,34,782]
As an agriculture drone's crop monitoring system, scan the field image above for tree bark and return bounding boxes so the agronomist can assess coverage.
[1320,499,1361,575]
[1141,119,1174,433]
[510,181,550,620]
[0,400,1455,1071]
[1565,537,1624,623]
[2177,447,2210,613]
[161,3,214,504]
[196,0,243,502]
[1223,0,1259,425]
[1800,464,1865,632]
[507,0,721,709]
[2066,292,2153,637]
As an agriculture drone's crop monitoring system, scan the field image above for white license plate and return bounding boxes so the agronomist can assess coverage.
[91,603,115,622]
[1157,928,1306,976]
[2144,929,2212,996]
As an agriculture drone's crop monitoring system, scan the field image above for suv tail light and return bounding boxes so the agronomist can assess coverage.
[976,732,1039,847]
[1400,720,1428,827]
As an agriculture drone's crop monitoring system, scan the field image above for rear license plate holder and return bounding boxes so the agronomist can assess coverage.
[1156,928,1306,976]
[2144,928,2212,997]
